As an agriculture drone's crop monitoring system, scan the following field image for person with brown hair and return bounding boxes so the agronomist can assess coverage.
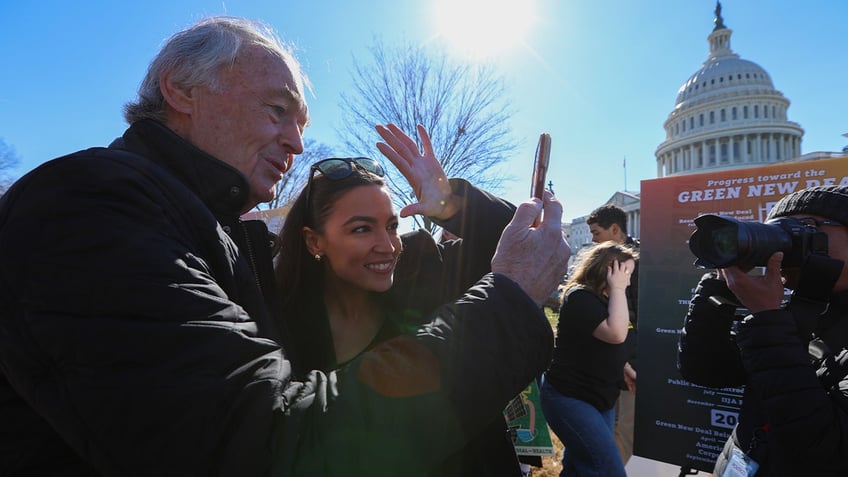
[273,123,529,475]
[540,241,639,477]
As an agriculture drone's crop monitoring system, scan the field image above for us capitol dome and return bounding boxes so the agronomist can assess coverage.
[655,1,803,177]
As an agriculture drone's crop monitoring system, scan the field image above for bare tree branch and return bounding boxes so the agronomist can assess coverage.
[0,138,20,196]
[337,40,516,233]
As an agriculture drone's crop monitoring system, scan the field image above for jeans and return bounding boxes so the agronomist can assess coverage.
[540,380,626,477]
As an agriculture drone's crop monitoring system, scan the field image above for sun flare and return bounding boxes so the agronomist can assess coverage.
[433,0,536,59]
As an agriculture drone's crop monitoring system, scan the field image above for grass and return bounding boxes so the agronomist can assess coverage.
[530,306,564,476]
[543,306,559,327]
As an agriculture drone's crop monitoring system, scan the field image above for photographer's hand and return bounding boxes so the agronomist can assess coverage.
[720,252,784,314]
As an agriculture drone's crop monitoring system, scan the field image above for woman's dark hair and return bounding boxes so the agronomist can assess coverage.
[274,166,387,308]
[564,241,639,296]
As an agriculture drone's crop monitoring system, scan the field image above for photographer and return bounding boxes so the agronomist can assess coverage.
[678,185,848,476]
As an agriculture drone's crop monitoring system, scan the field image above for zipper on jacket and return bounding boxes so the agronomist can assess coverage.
[239,220,263,295]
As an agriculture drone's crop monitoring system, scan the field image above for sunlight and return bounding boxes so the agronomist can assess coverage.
[433,0,536,59]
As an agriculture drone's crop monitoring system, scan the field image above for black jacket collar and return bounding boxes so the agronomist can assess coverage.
[109,119,250,221]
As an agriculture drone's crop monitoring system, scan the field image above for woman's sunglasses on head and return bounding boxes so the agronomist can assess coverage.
[303,157,386,222]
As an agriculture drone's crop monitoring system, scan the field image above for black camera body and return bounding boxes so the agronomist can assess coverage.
[688,214,829,268]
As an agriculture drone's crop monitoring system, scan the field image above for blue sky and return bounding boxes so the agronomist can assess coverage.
[1,0,845,222]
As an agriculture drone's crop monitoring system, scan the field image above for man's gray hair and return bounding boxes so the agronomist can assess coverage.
[124,16,308,124]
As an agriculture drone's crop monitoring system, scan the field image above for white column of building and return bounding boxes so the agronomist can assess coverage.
[728,136,734,163]
[768,134,776,162]
[712,138,719,165]
[630,210,639,237]
[761,134,768,162]
[634,210,640,238]
[780,134,787,160]
[784,134,789,160]
[689,143,696,171]
[785,134,792,160]
[763,134,769,162]
[747,134,754,163]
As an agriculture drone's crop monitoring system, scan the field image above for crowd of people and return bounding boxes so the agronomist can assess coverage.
[1,13,847,477]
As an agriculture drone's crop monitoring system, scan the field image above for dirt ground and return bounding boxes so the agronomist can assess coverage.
[526,430,563,477]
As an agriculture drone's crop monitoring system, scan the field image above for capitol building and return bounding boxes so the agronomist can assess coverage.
[567,1,845,251]
[656,3,802,177]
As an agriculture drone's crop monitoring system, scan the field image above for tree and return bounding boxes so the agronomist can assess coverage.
[253,138,335,211]
[0,138,20,197]
[337,40,516,233]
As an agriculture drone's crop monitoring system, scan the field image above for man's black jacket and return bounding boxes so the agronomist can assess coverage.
[679,273,848,476]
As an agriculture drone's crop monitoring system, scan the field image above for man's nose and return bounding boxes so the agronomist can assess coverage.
[277,119,304,155]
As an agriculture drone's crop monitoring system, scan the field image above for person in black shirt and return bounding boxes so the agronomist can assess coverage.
[541,241,638,477]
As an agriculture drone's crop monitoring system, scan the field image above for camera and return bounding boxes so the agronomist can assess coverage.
[688,214,829,268]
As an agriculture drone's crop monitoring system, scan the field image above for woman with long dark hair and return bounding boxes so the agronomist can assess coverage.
[274,123,529,475]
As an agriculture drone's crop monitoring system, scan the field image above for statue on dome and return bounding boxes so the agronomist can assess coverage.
[713,1,726,31]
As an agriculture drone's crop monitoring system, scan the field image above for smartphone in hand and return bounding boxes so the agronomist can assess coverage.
[532,133,551,199]
[531,133,551,226]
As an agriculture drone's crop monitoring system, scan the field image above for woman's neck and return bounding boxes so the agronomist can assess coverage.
[323,281,384,365]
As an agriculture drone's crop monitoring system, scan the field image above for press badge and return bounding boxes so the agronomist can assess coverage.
[720,446,759,477]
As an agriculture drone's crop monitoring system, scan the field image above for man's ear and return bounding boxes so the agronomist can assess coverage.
[303,227,321,256]
[159,71,195,114]
[611,223,622,237]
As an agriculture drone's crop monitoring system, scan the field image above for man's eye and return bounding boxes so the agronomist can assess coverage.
[269,105,287,121]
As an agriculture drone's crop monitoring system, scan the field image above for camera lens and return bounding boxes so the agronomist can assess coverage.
[688,215,741,268]
[710,225,738,259]
[689,215,794,268]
